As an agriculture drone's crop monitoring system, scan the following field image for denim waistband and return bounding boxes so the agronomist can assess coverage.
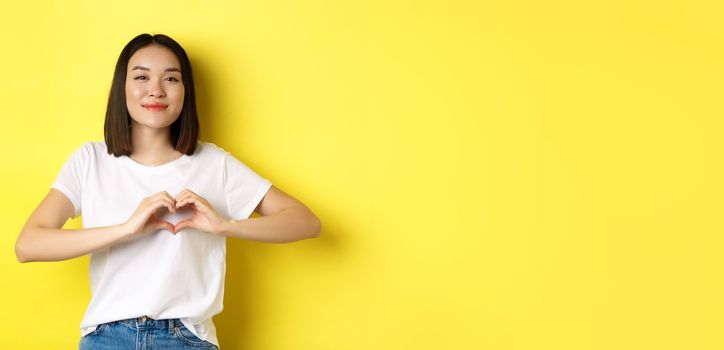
[113,316,182,333]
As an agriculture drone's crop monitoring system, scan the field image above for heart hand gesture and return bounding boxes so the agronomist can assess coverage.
[173,188,229,236]
[121,191,178,239]
[121,189,229,239]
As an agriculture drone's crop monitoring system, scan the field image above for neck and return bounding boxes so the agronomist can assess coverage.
[129,121,179,165]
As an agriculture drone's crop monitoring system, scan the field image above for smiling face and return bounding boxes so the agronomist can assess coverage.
[125,44,185,129]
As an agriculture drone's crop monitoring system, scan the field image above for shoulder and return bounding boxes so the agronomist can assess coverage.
[63,141,104,160]
[196,140,227,154]
[195,141,260,173]
[195,141,235,161]
[85,141,107,153]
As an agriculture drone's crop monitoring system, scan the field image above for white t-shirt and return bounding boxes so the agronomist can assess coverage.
[51,140,272,349]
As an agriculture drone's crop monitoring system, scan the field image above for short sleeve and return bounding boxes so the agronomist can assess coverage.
[223,152,273,220]
[51,143,90,219]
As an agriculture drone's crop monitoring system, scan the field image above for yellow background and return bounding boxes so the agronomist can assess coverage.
[1,0,723,349]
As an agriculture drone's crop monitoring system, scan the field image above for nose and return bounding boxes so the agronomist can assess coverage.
[147,79,165,98]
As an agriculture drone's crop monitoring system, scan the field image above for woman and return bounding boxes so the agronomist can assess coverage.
[14,33,321,350]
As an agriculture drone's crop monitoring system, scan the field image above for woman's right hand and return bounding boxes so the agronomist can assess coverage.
[120,191,177,238]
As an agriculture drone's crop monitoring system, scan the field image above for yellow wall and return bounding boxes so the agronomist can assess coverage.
[2,0,723,349]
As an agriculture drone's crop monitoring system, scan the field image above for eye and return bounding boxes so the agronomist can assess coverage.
[134,76,147,80]
[165,77,179,82]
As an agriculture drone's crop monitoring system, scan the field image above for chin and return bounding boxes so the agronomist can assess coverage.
[131,118,177,129]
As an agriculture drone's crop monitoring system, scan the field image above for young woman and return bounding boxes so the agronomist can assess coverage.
[15,33,321,350]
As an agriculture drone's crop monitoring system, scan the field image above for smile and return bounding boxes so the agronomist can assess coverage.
[143,105,168,111]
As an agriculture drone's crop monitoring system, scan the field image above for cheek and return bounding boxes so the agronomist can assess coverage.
[125,84,143,117]
[125,84,143,100]
[173,87,185,105]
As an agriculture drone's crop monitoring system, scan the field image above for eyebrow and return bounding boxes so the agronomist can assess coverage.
[130,66,181,73]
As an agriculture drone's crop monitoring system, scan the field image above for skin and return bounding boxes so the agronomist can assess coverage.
[125,44,185,166]
[15,45,321,263]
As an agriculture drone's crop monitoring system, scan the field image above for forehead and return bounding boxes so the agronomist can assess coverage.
[127,45,181,70]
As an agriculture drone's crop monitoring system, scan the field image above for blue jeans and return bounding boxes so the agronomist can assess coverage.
[79,316,219,350]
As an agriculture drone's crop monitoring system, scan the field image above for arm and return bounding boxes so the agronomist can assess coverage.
[15,189,131,263]
[221,185,321,243]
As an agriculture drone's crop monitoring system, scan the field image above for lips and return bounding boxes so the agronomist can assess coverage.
[143,103,168,111]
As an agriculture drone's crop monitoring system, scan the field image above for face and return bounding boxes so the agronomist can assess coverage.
[125,44,185,129]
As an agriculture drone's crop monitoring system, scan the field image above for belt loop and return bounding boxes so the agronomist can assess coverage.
[169,318,175,333]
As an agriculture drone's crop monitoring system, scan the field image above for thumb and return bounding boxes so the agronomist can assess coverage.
[151,215,175,234]
[174,219,194,232]
[163,221,176,234]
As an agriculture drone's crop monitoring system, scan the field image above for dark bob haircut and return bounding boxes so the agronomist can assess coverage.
[104,33,199,157]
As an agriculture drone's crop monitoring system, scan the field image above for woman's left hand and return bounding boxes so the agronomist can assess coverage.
[173,189,229,236]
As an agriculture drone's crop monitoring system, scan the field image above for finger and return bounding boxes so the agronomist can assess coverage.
[176,195,202,210]
[160,220,175,233]
[174,219,193,232]
[175,193,188,208]
[181,197,206,213]
[176,190,203,204]
[160,191,176,205]
[156,191,177,207]
[175,192,200,207]
[146,215,171,233]
[153,191,172,201]
[154,196,176,213]
[175,189,194,201]
[148,194,173,208]
[175,195,190,209]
